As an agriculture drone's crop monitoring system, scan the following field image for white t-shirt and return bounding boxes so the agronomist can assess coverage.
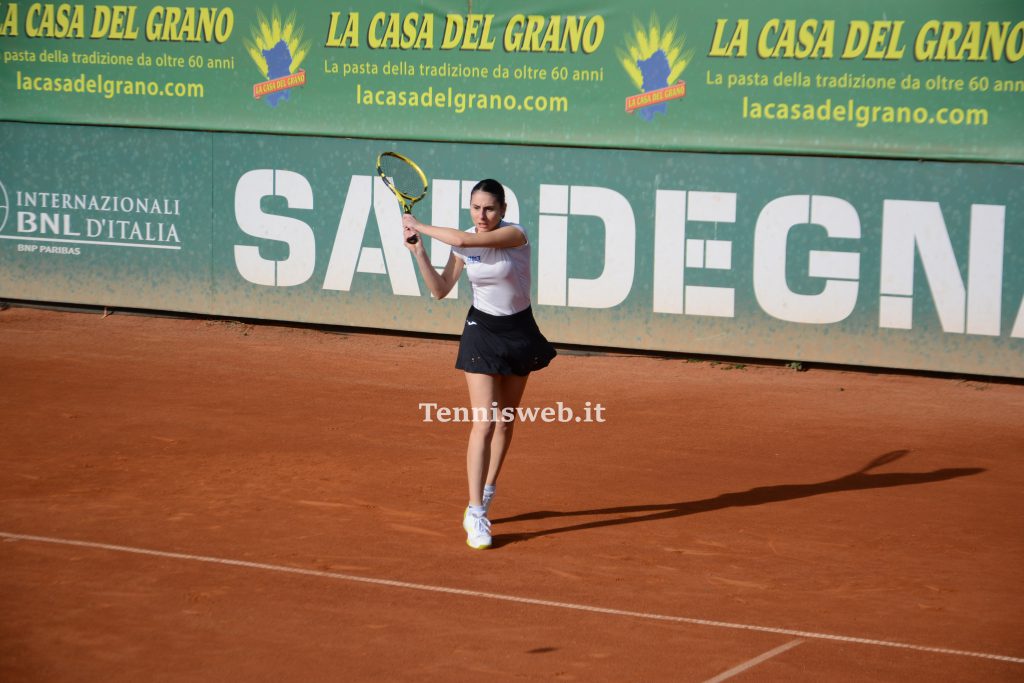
[452,222,532,316]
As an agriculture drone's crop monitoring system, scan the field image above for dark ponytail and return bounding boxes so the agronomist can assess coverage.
[470,178,505,204]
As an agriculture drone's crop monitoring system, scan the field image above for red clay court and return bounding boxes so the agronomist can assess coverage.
[1,305,1022,681]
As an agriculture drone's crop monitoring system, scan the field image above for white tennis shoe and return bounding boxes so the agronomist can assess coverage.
[463,508,492,550]
[482,487,495,514]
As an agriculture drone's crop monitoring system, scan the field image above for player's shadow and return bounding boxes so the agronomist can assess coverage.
[491,450,984,547]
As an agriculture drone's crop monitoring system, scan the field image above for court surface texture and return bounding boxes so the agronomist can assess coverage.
[1,306,1021,681]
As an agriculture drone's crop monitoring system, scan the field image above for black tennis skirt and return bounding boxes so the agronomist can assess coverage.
[456,306,557,376]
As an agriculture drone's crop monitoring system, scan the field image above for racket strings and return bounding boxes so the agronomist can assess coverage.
[380,156,426,200]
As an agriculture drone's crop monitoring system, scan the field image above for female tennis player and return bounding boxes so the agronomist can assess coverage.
[403,179,556,550]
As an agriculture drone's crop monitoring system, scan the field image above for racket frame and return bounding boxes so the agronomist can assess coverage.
[377,152,429,244]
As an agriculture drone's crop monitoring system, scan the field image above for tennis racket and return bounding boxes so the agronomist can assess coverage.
[376,151,429,244]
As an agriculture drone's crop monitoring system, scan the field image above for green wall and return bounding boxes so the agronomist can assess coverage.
[2,122,1021,377]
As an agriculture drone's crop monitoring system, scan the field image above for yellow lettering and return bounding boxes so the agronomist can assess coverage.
[145,6,232,43]
[981,21,1010,61]
[523,15,544,51]
[539,15,561,52]
[959,22,982,60]
[812,20,835,58]
[582,16,603,53]
[25,2,85,38]
[843,20,870,58]
[460,14,494,50]
[864,21,904,59]
[759,19,837,59]
[91,5,138,40]
[503,14,524,51]
[326,12,359,48]
[913,20,1024,62]
[915,20,940,60]
[0,2,18,36]
[936,21,964,60]
[757,19,779,58]
[366,12,434,49]
[380,13,399,47]
[1008,22,1024,61]
[796,20,816,58]
[409,12,433,49]
[776,20,797,57]
[564,15,584,53]
[710,19,750,57]
[503,14,603,53]
[441,14,463,49]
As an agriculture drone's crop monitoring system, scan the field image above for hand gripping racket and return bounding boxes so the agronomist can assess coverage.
[376,151,429,244]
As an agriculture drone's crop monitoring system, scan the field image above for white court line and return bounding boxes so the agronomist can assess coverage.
[703,639,805,683]
[2,531,1022,665]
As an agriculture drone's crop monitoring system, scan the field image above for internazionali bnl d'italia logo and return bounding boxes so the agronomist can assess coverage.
[245,8,311,107]
[619,16,694,120]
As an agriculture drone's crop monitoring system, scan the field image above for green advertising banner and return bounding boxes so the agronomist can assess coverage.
[2,122,1022,377]
[0,123,213,311]
[1,1,1022,162]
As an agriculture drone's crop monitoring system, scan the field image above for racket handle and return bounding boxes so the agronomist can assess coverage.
[403,206,419,243]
